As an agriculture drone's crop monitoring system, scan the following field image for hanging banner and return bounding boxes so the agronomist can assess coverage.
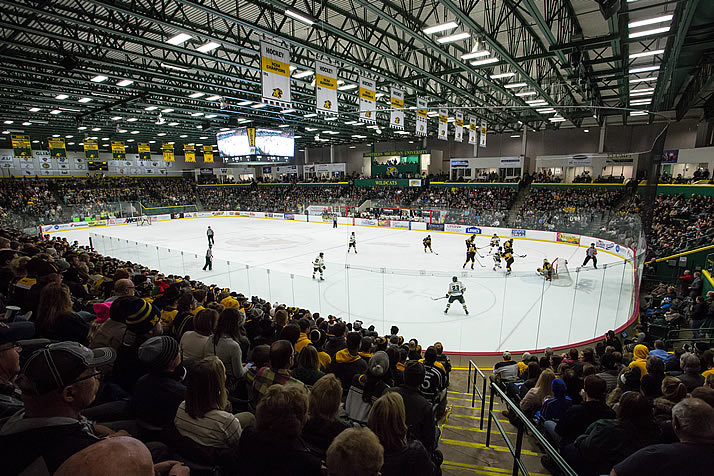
[454,112,464,143]
[468,116,478,145]
[162,143,174,162]
[260,39,291,108]
[11,134,31,158]
[111,141,126,160]
[83,139,99,159]
[389,86,405,129]
[438,108,448,141]
[480,120,488,148]
[48,138,66,158]
[137,143,151,161]
[315,60,338,116]
[184,144,196,162]
[416,97,427,136]
[359,76,376,124]
[203,145,214,163]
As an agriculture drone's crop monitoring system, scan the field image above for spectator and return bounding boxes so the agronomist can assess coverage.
[678,352,704,392]
[652,376,688,430]
[540,378,573,424]
[0,322,35,419]
[628,344,649,378]
[131,336,186,427]
[203,308,247,394]
[389,361,437,453]
[345,350,391,424]
[323,321,347,357]
[368,392,436,476]
[551,375,615,447]
[251,339,303,405]
[491,351,519,387]
[179,308,217,364]
[326,427,384,476]
[106,278,136,303]
[596,352,620,393]
[34,282,90,345]
[612,398,714,476]
[239,384,322,475]
[329,331,368,398]
[514,368,555,418]
[604,330,623,353]
[169,293,196,340]
[420,346,447,406]
[292,344,325,387]
[0,342,118,474]
[689,271,703,298]
[90,296,128,352]
[640,356,665,400]
[433,341,451,385]
[648,340,672,364]
[295,318,312,353]
[690,296,708,338]
[302,374,349,455]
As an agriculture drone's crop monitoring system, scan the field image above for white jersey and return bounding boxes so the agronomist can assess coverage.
[349,235,356,245]
[490,236,500,246]
[448,281,465,296]
[313,256,324,268]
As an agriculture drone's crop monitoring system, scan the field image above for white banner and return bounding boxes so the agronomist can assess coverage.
[260,39,291,108]
[480,120,488,148]
[389,86,405,129]
[359,76,376,123]
[438,108,448,140]
[468,116,478,145]
[454,112,464,143]
[315,60,338,116]
[416,97,427,136]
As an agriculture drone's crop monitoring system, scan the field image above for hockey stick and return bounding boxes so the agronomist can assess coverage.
[473,255,486,267]
[431,296,448,301]
[517,254,528,258]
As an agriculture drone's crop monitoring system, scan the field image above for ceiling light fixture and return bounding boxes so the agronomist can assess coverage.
[196,41,220,53]
[423,22,459,35]
[461,51,490,60]
[630,111,648,116]
[145,106,158,111]
[117,79,133,87]
[516,91,538,97]
[127,117,138,122]
[188,92,205,98]
[161,108,175,113]
[50,110,61,114]
[111,116,122,120]
[78,97,92,103]
[471,57,499,66]
[55,94,69,100]
[630,76,657,83]
[293,70,314,79]
[166,33,192,45]
[205,114,217,118]
[436,32,470,44]
[504,82,527,89]
[22,122,31,126]
[629,49,665,59]
[629,27,670,39]
[206,95,221,101]
[304,113,317,118]
[160,63,189,72]
[279,124,290,128]
[130,130,140,134]
[337,84,358,91]
[285,9,315,25]
[29,107,41,112]
[628,15,673,29]
[630,65,660,74]
[191,112,204,116]
[237,100,252,106]
[630,99,652,105]
[90,75,108,82]
[490,72,515,79]
[280,109,296,114]
[251,103,267,108]
[168,122,179,126]
[91,127,101,131]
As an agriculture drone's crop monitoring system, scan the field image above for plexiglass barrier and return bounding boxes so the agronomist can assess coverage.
[90,225,645,353]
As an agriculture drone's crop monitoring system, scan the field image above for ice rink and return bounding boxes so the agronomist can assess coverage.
[55,217,635,353]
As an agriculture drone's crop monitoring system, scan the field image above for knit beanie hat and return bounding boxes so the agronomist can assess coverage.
[139,336,179,371]
[114,296,161,335]
[369,351,389,377]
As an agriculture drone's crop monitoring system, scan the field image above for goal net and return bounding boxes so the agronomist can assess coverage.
[551,257,574,286]
[136,215,152,226]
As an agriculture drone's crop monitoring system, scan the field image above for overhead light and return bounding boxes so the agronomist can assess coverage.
[90,75,108,82]
[157,132,167,136]
[166,33,192,45]
[630,76,657,83]
[205,114,217,118]
[280,109,296,114]
[117,79,133,87]
[504,82,527,89]
[237,100,252,106]
[304,113,318,118]
[196,41,220,53]
[549,117,566,122]
[629,49,665,59]
[77,126,87,130]
[145,106,158,111]
[50,110,61,114]
[191,112,204,117]
[189,92,205,98]
[3,120,12,124]
[471,57,499,66]
[285,9,315,25]
[628,15,673,29]
[29,107,41,112]
[305,127,318,131]
[630,65,660,74]
[461,51,490,60]
[490,72,515,79]
[179,134,188,138]
[630,99,652,105]
[168,122,179,126]
[161,108,175,113]
[251,103,267,108]
[55,94,69,100]
[583,129,589,133]
[528,101,548,107]
[117,129,128,133]
[629,27,670,39]
[423,22,459,35]
[344,121,357,125]
[59,107,80,112]
[536,108,556,113]
[130,130,140,134]
[630,111,648,116]
[510,134,520,138]
[78,97,92,103]
[32,140,39,143]
[293,70,314,79]
[22,122,31,126]
[325,116,338,121]
[349,146,356,149]
[126,139,135,143]
[91,127,101,131]
[630,87,655,93]
[337,84,358,91]
[516,91,537,97]
[436,32,470,44]
[127,118,138,122]
[630,90,654,97]
[206,95,221,101]
[52,134,60,137]
[279,124,290,128]
[161,63,189,72]
[110,116,122,120]
[67,142,75,146]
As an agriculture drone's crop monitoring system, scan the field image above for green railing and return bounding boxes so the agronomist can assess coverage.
[466,360,487,429]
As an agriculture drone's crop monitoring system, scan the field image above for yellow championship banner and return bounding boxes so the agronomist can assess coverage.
[454,112,464,143]
[315,60,338,115]
[83,139,99,159]
[138,143,151,161]
[162,143,174,162]
[260,39,291,108]
[438,108,448,140]
[184,144,196,163]
[389,86,405,130]
[468,116,478,145]
[203,145,214,163]
[48,137,66,158]
[11,134,31,158]
[111,141,126,160]
[359,76,376,123]
[416,97,428,137]
[480,120,488,148]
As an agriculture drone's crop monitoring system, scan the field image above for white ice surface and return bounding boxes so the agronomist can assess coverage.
[56,217,635,353]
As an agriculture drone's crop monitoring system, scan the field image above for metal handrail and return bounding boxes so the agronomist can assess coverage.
[486,382,578,476]
[466,360,488,429]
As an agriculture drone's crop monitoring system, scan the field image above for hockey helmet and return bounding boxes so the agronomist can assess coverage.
[319,252,324,257]
[543,258,549,263]
[493,233,497,237]
[452,276,458,282]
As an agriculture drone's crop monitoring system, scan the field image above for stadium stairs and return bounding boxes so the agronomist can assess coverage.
[504,185,531,226]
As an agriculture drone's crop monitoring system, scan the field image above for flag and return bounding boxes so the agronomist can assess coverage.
[316,60,338,116]
[138,143,151,161]
[389,86,404,129]
[416,97,427,136]
[83,140,99,159]
[438,108,448,140]
[184,144,195,162]
[468,116,478,145]
[162,143,174,162]
[48,138,66,158]
[359,76,376,124]
[203,145,214,163]
[480,120,488,147]
[111,141,126,160]
[260,39,291,108]
[454,112,464,143]
[11,134,31,158]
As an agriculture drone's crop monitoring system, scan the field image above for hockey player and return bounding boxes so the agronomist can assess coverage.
[493,247,503,271]
[463,242,477,270]
[444,276,468,315]
[348,232,357,253]
[504,249,514,275]
[504,238,513,254]
[583,243,598,269]
[313,252,325,280]
[537,258,553,281]
[489,234,500,254]
[423,235,433,253]
[465,234,476,250]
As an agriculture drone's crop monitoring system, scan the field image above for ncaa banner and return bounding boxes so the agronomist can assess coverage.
[438,108,448,141]
[260,39,291,108]
[359,76,376,123]
[162,143,174,162]
[389,86,405,129]
[138,143,151,161]
[48,138,66,159]
[468,116,478,145]
[184,144,196,163]
[479,120,488,148]
[112,141,126,160]
[416,97,427,136]
[315,60,338,116]
[83,139,99,159]
[454,112,464,143]
[11,134,31,158]
[203,145,214,163]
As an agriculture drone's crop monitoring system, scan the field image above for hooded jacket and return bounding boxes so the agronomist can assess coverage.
[541,379,573,422]
[628,344,649,378]
[329,348,367,398]
[295,332,312,353]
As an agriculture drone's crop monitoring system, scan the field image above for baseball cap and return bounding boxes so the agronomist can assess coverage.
[0,321,36,346]
[19,342,115,395]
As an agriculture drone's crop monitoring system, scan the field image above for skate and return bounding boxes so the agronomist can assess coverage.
[320,276,325,281]
[471,265,474,270]
[465,309,469,315]
[462,264,466,269]
[312,275,316,279]
[443,309,448,314]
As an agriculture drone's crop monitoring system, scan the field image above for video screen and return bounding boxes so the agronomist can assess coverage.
[216,129,251,158]
[216,128,294,160]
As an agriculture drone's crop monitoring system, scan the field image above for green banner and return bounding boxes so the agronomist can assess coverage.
[112,141,126,160]
[84,140,99,159]
[11,134,31,158]
[354,179,422,187]
[48,137,66,158]
[138,143,151,161]
[363,149,427,157]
